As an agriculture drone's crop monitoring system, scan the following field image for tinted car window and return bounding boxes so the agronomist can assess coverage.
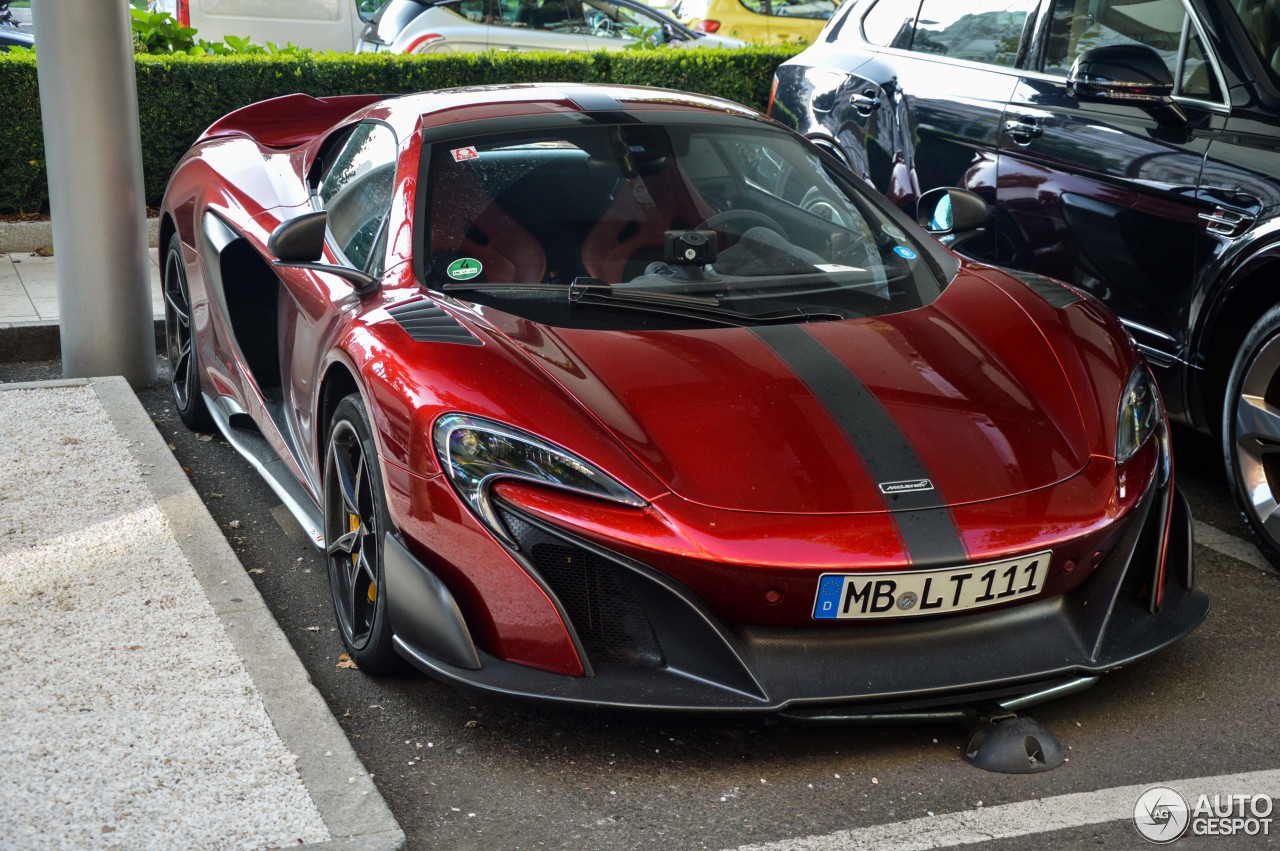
[1230,0,1280,87]
[318,123,398,272]
[577,0,652,37]
[497,0,578,29]
[1043,0,1221,99]
[859,0,917,48]
[910,0,1034,67]
[770,0,836,20]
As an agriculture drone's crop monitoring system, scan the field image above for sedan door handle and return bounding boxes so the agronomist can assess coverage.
[851,90,881,115]
[1004,116,1043,145]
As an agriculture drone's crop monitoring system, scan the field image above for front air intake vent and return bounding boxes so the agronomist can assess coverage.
[497,506,665,669]
[387,300,481,345]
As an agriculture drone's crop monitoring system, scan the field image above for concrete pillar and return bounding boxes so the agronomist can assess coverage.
[32,0,156,387]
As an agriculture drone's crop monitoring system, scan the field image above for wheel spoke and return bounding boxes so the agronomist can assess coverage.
[172,346,190,386]
[182,339,198,393]
[327,526,360,556]
[348,570,363,636]
[165,290,189,326]
[357,545,377,587]
[1236,394,1280,452]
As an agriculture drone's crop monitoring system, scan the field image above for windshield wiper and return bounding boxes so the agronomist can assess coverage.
[443,279,843,327]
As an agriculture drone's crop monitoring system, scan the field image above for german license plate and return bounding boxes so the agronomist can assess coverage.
[812,551,1051,620]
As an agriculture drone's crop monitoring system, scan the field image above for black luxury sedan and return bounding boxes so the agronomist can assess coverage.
[772,0,1280,567]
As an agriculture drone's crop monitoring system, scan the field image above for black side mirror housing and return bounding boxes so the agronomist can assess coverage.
[267,210,328,263]
[1067,44,1187,123]
[917,187,991,235]
[267,211,378,295]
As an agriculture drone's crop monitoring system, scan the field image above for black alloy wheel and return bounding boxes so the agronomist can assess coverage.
[324,394,401,672]
[1224,304,1280,568]
[163,234,212,430]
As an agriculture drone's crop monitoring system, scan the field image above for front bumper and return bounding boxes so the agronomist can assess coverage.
[384,479,1207,717]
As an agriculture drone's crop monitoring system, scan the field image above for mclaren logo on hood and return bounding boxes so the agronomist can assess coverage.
[879,478,935,495]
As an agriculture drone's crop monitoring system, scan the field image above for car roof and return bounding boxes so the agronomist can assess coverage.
[363,83,765,138]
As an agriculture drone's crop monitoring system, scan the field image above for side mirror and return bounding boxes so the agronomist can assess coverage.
[1067,44,1187,123]
[267,210,327,263]
[267,210,378,295]
[917,187,991,235]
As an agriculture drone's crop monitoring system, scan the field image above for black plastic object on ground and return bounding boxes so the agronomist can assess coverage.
[964,715,1065,774]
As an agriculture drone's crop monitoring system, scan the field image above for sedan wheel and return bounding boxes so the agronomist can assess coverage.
[324,395,401,672]
[163,234,212,430]
[1224,305,1280,568]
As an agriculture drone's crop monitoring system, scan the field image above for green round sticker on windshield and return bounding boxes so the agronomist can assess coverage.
[446,258,483,281]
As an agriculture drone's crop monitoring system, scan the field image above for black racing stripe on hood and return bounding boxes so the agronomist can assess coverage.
[752,324,968,566]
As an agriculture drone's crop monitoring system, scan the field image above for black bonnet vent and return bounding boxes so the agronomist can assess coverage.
[1006,270,1082,308]
[387,300,481,345]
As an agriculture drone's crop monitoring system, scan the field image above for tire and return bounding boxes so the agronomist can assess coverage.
[1222,304,1280,568]
[323,394,403,673]
[162,233,212,431]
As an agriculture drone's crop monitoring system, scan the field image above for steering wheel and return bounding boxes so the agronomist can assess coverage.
[586,10,612,35]
[697,209,790,241]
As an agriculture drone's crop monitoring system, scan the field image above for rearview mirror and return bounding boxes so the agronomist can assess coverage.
[917,187,991,235]
[268,211,378,295]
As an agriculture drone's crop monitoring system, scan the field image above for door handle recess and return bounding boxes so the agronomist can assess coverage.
[1004,116,1043,144]
[851,90,881,115]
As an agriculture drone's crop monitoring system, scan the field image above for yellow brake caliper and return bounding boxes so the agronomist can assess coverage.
[350,513,377,603]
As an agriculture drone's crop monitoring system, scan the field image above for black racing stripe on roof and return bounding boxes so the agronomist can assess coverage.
[564,90,626,113]
[752,324,968,566]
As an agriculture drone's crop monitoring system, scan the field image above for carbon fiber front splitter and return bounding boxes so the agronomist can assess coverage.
[385,483,1208,717]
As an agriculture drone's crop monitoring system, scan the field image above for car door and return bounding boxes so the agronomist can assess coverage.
[997,0,1227,363]
[489,0,591,50]
[279,121,400,486]
[823,0,1037,264]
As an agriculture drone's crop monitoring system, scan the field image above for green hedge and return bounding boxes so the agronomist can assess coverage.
[0,48,799,214]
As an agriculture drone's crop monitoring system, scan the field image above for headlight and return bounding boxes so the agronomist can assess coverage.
[1116,366,1162,466]
[433,414,646,543]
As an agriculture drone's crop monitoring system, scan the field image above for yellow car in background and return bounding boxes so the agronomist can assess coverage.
[671,0,837,44]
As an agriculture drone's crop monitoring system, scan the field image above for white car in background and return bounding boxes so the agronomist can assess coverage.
[148,0,382,51]
[357,0,746,52]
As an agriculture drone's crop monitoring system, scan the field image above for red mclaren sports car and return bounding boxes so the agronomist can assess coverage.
[159,83,1206,717]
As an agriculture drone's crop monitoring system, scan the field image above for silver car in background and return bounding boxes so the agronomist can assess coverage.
[358,0,746,52]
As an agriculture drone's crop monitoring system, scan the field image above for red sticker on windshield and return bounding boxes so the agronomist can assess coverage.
[451,146,479,162]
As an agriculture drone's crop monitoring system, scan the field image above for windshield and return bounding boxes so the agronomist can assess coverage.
[422,121,947,329]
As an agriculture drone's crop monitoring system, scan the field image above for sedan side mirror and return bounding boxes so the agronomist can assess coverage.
[268,210,378,295]
[1067,44,1187,124]
[917,187,991,236]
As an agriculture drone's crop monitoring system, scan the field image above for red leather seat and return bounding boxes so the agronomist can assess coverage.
[430,164,546,284]
[581,158,716,283]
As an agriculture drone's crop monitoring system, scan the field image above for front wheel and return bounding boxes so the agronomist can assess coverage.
[163,233,212,430]
[1223,305,1280,568]
[324,394,402,673]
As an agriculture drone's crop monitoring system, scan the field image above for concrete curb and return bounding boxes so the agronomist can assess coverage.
[0,318,165,363]
[0,217,159,254]
[3,376,405,850]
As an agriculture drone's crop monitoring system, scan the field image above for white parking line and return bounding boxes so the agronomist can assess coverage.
[1193,519,1272,571]
[731,769,1280,851]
